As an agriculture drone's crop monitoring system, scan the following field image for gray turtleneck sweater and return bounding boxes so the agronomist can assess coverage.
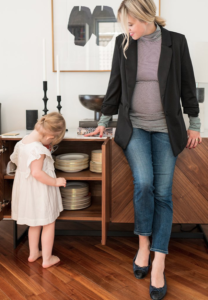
[98,25,201,132]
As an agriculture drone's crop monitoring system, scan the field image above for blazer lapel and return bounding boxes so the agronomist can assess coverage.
[158,26,173,107]
[125,37,137,105]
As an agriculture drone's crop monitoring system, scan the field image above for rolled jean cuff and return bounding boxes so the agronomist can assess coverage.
[134,231,152,236]
[150,247,168,254]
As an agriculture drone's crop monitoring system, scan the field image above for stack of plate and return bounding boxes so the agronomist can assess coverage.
[60,182,91,210]
[91,150,102,163]
[55,153,89,172]
[90,150,102,173]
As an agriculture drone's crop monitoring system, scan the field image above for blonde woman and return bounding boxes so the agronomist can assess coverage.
[85,0,202,299]
[10,112,66,268]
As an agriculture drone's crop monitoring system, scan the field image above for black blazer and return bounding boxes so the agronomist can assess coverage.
[100,25,199,157]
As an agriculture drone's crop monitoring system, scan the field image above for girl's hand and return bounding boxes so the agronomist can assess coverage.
[186,130,202,149]
[84,126,105,137]
[55,177,66,187]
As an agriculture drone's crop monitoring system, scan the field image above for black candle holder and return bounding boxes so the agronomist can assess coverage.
[57,95,62,113]
[42,81,48,115]
[57,95,68,131]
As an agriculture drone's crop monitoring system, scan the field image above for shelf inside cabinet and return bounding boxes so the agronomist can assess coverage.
[58,196,101,221]
[4,169,102,181]
[55,169,102,181]
[2,197,102,221]
[4,175,14,179]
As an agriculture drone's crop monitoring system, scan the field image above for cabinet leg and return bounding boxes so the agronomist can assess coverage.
[13,221,17,249]
[13,221,28,249]
[101,221,109,245]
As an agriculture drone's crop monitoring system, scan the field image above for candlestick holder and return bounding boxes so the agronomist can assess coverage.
[42,81,48,115]
[56,95,68,131]
[57,95,62,113]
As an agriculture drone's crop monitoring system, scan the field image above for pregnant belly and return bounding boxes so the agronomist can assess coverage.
[130,81,163,115]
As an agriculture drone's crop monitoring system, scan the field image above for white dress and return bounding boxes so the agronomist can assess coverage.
[10,139,63,226]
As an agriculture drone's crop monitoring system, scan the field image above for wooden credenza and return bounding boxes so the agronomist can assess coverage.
[1,130,208,247]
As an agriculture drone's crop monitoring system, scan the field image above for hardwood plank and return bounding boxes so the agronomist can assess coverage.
[167,274,208,300]
[39,289,73,300]
[1,221,208,300]
[0,290,10,300]
[0,253,45,295]
[66,280,97,300]
[0,278,22,300]
[0,264,34,298]
[30,274,57,293]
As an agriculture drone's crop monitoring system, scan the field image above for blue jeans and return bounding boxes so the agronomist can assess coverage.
[123,128,178,254]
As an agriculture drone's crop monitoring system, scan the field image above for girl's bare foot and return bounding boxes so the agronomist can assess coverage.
[28,250,42,262]
[42,255,60,268]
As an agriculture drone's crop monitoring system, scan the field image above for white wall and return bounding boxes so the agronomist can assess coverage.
[0,0,208,133]
[161,0,208,129]
[0,0,110,133]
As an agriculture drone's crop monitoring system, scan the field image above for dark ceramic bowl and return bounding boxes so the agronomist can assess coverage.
[79,95,105,112]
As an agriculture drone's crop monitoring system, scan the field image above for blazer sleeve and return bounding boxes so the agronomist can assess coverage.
[181,36,199,117]
[101,37,121,115]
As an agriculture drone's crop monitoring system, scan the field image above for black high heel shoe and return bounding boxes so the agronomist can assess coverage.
[149,272,167,300]
[133,251,151,279]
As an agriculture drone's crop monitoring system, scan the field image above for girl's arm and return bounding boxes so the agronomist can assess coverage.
[30,154,66,187]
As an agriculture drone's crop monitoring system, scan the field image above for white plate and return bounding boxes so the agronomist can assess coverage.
[60,182,89,192]
[90,161,102,165]
[55,160,89,166]
[55,165,89,170]
[56,153,89,162]
[91,150,102,154]
[55,165,89,172]
[62,196,91,204]
[90,168,102,173]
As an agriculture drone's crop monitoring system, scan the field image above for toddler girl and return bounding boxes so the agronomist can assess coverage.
[10,112,66,268]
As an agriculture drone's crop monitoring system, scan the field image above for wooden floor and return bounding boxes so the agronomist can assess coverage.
[0,221,208,300]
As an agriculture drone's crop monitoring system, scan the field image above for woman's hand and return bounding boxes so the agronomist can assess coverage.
[84,126,105,137]
[186,129,202,149]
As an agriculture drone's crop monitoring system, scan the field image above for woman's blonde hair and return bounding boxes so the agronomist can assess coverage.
[35,112,66,145]
[117,0,166,57]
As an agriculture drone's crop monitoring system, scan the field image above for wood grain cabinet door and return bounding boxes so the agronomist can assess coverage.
[111,138,208,224]
[172,139,208,223]
[111,139,134,223]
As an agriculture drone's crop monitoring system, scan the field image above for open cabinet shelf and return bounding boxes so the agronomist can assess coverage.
[0,136,111,246]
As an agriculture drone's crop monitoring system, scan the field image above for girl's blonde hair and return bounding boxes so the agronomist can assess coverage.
[117,0,166,57]
[35,112,66,145]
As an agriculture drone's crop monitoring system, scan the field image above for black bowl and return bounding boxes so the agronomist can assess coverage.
[79,95,105,112]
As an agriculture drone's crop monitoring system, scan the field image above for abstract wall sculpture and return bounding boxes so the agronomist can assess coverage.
[52,0,160,72]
